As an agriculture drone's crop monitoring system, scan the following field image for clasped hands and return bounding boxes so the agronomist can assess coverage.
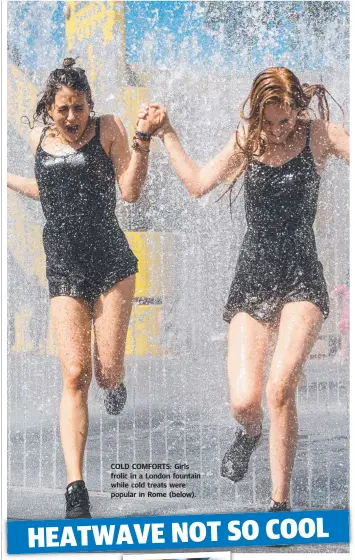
[136,103,171,138]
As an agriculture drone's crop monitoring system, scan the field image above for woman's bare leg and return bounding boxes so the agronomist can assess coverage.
[93,275,135,390]
[227,312,276,435]
[266,301,323,503]
[51,296,92,484]
[221,312,276,482]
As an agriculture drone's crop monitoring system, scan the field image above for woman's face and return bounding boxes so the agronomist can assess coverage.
[48,86,91,142]
[262,102,299,145]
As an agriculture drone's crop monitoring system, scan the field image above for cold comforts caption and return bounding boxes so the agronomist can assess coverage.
[110,463,199,500]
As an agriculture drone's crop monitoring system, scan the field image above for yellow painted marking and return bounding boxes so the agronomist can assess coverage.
[126,232,163,298]
[126,304,162,356]
[123,87,149,142]
[66,2,125,51]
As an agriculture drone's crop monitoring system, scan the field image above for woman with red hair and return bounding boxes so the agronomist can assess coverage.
[146,67,349,511]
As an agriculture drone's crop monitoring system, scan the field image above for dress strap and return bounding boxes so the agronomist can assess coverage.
[94,116,100,138]
[305,121,311,150]
[38,125,50,146]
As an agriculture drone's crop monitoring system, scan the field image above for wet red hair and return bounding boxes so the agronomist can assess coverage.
[222,66,343,202]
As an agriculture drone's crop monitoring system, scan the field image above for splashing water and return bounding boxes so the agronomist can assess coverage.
[7,1,349,523]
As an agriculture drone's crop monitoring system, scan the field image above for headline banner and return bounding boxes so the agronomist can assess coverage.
[7,509,349,554]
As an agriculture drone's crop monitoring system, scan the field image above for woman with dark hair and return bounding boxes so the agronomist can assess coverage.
[146,67,349,511]
[8,58,163,518]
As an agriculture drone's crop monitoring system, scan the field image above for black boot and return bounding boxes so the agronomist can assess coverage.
[65,480,91,519]
[221,427,262,482]
[104,383,127,415]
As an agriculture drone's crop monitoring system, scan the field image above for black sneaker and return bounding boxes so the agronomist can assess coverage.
[221,427,262,482]
[269,499,291,512]
[65,480,91,519]
[104,383,127,415]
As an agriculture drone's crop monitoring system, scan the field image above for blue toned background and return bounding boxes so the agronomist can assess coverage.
[7,1,350,75]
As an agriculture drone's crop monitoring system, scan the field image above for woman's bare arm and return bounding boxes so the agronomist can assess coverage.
[103,115,142,203]
[7,173,40,200]
[313,120,349,164]
[157,119,243,198]
[7,128,42,200]
[103,108,165,203]
[325,122,349,163]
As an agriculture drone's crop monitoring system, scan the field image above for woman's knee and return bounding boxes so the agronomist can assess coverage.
[266,373,298,410]
[63,362,92,393]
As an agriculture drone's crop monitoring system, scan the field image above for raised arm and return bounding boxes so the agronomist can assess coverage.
[155,110,244,198]
[314,120,349,164]
[7,128,42,200]
[325,122,349,164]
[103,108,165,203]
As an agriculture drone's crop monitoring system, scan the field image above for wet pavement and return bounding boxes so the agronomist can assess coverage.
[7,354,349,553]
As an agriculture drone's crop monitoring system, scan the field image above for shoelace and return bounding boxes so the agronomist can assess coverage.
[66,488,88,509]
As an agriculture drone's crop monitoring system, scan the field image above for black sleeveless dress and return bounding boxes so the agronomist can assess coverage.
[34,118,138,300]
[223,122,329,323]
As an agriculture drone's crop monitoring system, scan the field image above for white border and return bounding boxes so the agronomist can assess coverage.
[2,0,8,558]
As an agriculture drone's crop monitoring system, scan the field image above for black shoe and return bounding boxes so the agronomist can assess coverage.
[65,480,91,519]
[268,499,291,512]
[221,427,262,482]
[104,383,127,415]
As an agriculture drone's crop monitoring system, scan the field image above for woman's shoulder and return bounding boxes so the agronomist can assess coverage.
[30,125,45,140]
[29,126,47,154]
[224,125,247,157]
[99,114,126,137]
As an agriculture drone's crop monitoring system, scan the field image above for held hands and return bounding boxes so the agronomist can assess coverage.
[136,104,172,137]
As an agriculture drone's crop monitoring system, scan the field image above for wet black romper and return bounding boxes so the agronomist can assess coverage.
[35,118,138,300]
[223,122,329,323]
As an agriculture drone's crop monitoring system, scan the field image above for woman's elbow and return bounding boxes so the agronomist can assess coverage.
[121,191,140,203]
[22,188,40,201]
[190,188,203,199]
[188,182,210,198]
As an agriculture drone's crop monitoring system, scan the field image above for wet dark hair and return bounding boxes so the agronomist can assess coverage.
[32,58,94,125]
